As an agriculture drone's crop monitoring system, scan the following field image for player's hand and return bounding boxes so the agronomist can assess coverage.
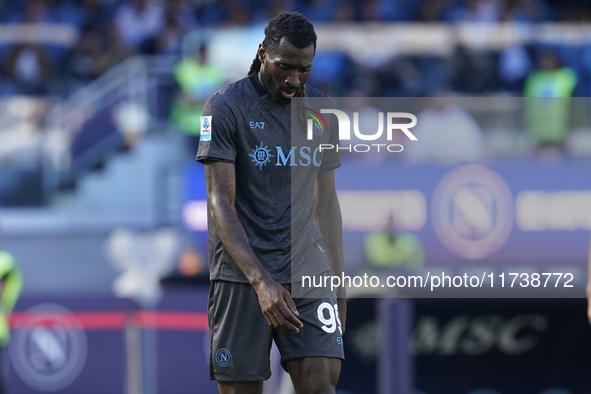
[254,276,304,333]
[588,298,591,326]
[337,297,347,334]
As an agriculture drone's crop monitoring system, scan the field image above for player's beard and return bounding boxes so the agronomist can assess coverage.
[259,66,300,106]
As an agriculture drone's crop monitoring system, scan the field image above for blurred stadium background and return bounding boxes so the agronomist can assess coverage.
[0,0,591,393]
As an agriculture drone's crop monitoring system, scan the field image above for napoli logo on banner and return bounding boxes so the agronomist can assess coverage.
[10,304,88,392]
[215,348,232,367]
[431,164,514,259]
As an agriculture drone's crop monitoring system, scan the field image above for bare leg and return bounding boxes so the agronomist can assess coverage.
[218,381,264,394]
[285,357,341,394]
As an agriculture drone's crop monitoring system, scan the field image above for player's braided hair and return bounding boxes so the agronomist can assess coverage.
[248,12,317,126]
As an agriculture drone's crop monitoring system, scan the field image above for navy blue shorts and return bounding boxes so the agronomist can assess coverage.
[208,280,345,382]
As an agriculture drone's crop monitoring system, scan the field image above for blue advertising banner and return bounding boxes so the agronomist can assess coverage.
[337,161,591,270]
[184,160,591,273]
[8,296,132,394]
[6,290,217,394]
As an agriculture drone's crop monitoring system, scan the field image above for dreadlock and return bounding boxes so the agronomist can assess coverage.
[248,12,317,125]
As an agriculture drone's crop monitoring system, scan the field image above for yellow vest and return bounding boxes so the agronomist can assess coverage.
[0,250,23,346]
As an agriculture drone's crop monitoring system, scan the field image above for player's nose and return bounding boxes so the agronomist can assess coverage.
[285,71,300,88]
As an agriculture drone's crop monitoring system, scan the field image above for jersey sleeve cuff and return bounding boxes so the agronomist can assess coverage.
[196,156,236,164]
[318,162,341,172]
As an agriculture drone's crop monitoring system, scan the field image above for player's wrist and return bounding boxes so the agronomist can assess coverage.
[249,270,273,292]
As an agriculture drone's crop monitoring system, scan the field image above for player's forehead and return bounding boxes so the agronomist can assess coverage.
[268,37,315,68]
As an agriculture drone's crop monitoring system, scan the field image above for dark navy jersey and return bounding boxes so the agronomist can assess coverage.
[196,73,341,284]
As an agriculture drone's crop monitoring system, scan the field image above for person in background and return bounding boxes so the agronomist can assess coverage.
[587,232,591,325]
[171,40,227,155]
[403,91,484,165]
[114,0,164,53]
[524,49,577,154]
[95,22,136,75]
[364,214,425,273]
[0,228,23,394]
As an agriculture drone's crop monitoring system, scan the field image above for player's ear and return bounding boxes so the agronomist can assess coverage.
[257,44,267,64]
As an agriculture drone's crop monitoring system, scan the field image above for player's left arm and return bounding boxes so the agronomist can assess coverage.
[315,169,346,333]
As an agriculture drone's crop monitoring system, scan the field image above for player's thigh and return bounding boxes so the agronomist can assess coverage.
[208,280,274,382]
[285,357,341,394]
[218,381,263,394]
[274,295,344,361]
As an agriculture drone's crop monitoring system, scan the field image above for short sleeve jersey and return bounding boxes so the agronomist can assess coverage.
[196,73,341,284]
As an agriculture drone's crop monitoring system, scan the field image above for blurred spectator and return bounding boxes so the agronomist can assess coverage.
[7,0,55,23]
[0,229,23,393]
[95,22,136,75]
[374,56,421,96]
[501,0,544,23]
[69,25,103,82]
[560,4,591,22]
[177,245,205,278]
[155,0,196,55]
[446,0,501,23]
[300,0,342,23]
[334,1,356,22]
[452,45,498,93]
[156,14,187,55]
[220,0,251,25]
[0,97,47,166]
[53,0,86,30]
[361,0,422,21]
[363,214,425,273]
[6,45,53,95]
[497,45,533,93]
[114,101,150,148]
[114,0,164,52]
[166,0,197,31]
[419,0,452,22]
[171,40,226,154]
[403,92,485,165]
[196,0,250,26]
[524,50,577,152]
[76,0,111,32]
[265,1,295,20]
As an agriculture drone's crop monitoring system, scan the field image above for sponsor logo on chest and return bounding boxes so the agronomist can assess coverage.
[250,121,265,129]
[249,141,323,170]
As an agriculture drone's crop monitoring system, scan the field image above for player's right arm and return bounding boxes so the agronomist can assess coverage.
[204,160,303,333]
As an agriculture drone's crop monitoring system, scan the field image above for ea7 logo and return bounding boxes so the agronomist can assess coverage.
[250,122,265,129]
[306,110,417,141]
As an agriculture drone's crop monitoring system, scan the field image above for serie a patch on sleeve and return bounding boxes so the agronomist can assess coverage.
[200,116,212,141]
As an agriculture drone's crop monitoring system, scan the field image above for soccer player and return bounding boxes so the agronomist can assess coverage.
[196,12,345,394]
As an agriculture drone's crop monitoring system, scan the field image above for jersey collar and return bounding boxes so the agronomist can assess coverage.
[248,72,292,109]
[249,72,267,97]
